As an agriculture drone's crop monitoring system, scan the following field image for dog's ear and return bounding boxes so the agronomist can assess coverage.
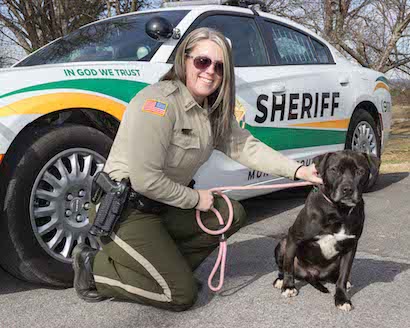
[312,152,333,176]
[363,153,381,180]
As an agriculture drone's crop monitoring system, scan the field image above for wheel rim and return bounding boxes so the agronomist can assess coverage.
[29,148,105,263]
[351,121,378,156]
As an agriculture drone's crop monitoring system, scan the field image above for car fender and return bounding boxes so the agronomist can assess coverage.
[0,62,172,156]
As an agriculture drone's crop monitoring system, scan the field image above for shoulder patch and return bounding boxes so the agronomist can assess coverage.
[142,99,168,116]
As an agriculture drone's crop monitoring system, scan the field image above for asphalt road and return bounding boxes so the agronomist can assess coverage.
[0,172,409,328]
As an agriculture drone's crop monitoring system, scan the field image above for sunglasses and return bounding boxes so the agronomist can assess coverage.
[186,55,224,76]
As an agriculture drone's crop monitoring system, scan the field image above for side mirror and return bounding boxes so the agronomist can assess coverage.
[145,16,174,42]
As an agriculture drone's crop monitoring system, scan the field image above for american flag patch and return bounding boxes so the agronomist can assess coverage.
[142,99,168,116]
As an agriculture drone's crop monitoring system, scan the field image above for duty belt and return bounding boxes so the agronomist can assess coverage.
[128,190,166,214]
[128,179,195,214]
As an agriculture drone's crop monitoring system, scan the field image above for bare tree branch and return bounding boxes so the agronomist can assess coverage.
[0,0,147,54]
[269,0,410,76]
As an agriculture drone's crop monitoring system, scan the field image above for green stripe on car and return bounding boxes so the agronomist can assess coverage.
[376,76,388,85]
[245,125,346,150]
[0,79,149,103]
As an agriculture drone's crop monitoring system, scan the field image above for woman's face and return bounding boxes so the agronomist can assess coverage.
[185,39,223,105]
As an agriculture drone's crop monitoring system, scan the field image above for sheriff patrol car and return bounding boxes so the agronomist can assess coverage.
[0,0,391,287]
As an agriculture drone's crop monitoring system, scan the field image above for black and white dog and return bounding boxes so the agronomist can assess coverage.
[273,150,380,311]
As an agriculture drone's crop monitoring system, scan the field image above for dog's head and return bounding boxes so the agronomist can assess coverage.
[313,150,380,207]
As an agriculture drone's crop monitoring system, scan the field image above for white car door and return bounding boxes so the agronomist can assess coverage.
[255,19,355,165]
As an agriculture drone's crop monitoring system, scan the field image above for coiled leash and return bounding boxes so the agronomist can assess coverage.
[195,181,313,292]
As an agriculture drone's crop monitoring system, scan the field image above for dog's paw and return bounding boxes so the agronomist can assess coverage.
[281,287,298,298]
[273,278,283,289]
[336,301,353,312]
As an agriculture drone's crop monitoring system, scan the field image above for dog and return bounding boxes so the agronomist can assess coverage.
[273,150,380,311]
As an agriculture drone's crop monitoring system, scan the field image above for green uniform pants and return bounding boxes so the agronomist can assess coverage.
[92,196,247,311]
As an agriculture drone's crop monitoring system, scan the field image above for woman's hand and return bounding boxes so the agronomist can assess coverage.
[195,189,214,212]
[295,164,323,185]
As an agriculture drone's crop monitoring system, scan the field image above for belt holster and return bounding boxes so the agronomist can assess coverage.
[89,172,131,237]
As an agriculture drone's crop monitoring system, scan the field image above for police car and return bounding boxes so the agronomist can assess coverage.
[0,0,391,286]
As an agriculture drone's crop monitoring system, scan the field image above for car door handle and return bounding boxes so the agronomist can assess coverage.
[339,77,350,86]
[271,84,286,94]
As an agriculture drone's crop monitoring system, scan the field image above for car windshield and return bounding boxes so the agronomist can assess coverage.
[15,10,188,67]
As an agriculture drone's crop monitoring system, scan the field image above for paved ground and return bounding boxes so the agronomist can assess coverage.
[0,172,409,328]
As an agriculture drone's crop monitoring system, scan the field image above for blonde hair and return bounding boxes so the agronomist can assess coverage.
[161,27,235,147]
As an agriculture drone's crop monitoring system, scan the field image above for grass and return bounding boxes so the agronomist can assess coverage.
[380,105,410,173]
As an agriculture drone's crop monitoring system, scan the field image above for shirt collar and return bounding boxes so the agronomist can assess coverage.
[174,79,208,112]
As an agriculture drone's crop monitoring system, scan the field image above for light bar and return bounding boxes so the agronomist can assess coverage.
[162,0,229,8]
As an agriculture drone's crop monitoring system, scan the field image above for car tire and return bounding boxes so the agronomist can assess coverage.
[0,124,112,287]
[345,110,381,191]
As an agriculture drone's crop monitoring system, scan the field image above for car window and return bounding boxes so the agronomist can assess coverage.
[267,22,318,65]
[311,39,333,64]
[16,11,188,67]
[195,15,268,67]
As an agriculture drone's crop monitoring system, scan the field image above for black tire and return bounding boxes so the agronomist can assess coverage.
[345,110,381,191]
[0,125,112,287]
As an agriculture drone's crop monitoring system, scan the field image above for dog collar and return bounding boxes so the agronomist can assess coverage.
[320,190,334,205]
[313,186,356,216]
[313,186,334,205]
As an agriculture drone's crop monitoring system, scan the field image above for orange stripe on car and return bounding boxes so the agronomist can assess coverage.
[289,119,350,129]
[374,82,389,92]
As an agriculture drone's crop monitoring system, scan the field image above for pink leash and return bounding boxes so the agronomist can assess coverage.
[195,181,313,292]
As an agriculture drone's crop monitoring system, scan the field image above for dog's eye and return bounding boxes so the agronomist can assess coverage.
[356,168,366,175]
[330,167,339,174]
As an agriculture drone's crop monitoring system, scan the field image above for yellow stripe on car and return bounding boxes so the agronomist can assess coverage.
[0,105,16,116]
[0,93,126,120]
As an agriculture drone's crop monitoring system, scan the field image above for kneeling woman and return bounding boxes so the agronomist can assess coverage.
[72,27,322,311]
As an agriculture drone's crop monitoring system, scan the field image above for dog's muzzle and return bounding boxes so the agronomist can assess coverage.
[333,184,361,207]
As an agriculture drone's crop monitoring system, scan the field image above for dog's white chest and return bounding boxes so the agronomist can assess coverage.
[315,228,356,259]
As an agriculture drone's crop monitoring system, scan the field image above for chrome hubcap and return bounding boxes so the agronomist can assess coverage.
[351,121,378,156]
[30,148,105,263]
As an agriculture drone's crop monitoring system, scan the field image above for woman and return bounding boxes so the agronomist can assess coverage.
[72,27,322,311]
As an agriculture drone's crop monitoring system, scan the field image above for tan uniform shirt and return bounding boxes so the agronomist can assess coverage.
[104,80,302,209]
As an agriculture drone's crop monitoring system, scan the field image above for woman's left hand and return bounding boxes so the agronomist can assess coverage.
[295,164,323,185]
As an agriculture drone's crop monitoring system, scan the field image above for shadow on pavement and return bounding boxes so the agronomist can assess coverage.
[195,236,410,308]
[195,236,277,305]
[0,267,42,295]
[241,186,311,224]
[369,172,409,192]
[349,257,410,297]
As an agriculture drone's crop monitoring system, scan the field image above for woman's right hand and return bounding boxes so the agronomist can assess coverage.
[195,189,214,212]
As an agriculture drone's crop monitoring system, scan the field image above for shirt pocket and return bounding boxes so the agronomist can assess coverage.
[167,131,200,168]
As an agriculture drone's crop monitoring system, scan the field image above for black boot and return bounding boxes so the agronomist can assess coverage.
[72,243,108,302]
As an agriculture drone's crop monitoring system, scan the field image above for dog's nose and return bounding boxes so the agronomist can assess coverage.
[342,185,353,196]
